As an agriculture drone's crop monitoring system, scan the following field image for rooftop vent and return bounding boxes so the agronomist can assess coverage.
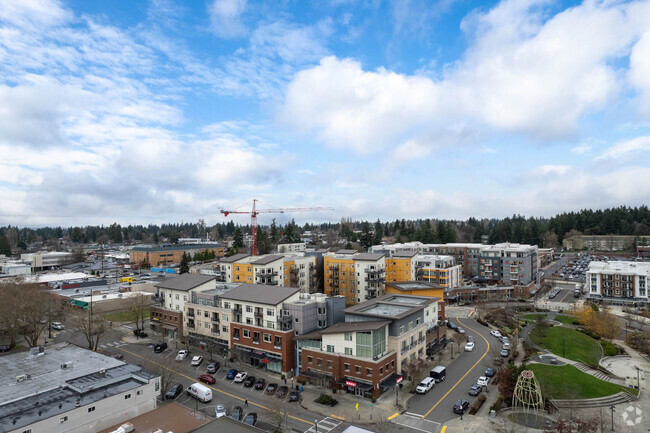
[99,368,106,374]
[16,374,31,382]
[61,361,73,369]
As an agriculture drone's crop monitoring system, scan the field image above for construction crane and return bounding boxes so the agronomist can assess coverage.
[220,199,334,256]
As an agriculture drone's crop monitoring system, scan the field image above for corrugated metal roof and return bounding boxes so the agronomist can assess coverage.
[154,274,216,291]
[251,255,284,265]
[218,253,251,263]
[220,283,299,305]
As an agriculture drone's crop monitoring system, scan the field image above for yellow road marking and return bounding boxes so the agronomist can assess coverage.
[387,412,399,420]
[330,414,345,420]
[440,426,447,433]
[117,346,313,426]
[559,289,571,303]
[421,317,490,419]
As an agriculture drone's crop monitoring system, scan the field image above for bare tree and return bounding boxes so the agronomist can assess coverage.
[264,396,289,433]
[0,281,25,347]
[69,307,109,351]
[18,284,54,347]
[130,293,148,332]
[143,355,178,399]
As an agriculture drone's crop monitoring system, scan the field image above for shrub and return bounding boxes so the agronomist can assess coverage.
[371,397,377,403]
[490,395,505,412]
[469,394,487,415]
[600,340,618,357]
[577,327,601,340]
[626,332,650,356]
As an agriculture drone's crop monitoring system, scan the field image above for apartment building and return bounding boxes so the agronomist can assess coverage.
[298,294,437,399]
[324,250,357,305]
[1,343,159,433]
[414,254,462,288]
[563,235,650,252]
[277,242,306,253]
[221,283,302,374]
[385,251,417,283]
[355,253,386,302]
[130,244,224,267]
[150,274,217,340]
[283,255,318,292]
[217,253,251,281]
[586,261,650,305]
[384,281,446,331]
[478,243,538,286]
[184,283,241,354]
[428,243,484,277]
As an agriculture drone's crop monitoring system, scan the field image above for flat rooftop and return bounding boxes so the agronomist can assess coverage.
[588,261,650,275]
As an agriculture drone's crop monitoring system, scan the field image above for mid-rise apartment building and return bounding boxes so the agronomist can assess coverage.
[478,243,538,286]
[298,294,438,399]
[586,261,650,305]
[385,251,417,283]
[324,250,386,305]
[150,274,217,340]
[130,244,224,267]
[414,254,462,288]
[218,253,318,291]
[0,344,159,433]
[283,255,318,293]
[563,235,650,252]
[221,283,302,374]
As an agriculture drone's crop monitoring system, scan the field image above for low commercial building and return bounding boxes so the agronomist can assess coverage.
[586,261,650,305]
[130,244,224,267]
[0,343,159,433]
[21,251,74,270]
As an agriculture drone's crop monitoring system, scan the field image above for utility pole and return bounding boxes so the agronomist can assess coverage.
[610,405,615,431]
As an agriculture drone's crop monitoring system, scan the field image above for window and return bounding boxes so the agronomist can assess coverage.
[175,294,179,300]
[59,417,68,423]
[344,333,352,341]
[88,406,95,413]
[243,329,250,338]
[344,363,350,372]
[246,318,252,325]
[264,333,271,343]
[204,311,209,318]
[308,356,313,364]
[327,360,333,369]
[366,368,372,377]
[399,326,405,335]
[267,309,275,316]
[222,314,228,321]
[380,367,383,374]
[137,390,143,395]
[224,302,230,309]
[246,305,253,313]
[205,322,209,329]
[125,393,132,399]
[355,365,361,374]
[184,295,188,301]
[317,358,323,366]
[344,347,353,355]
[327,345,334,353]
[222,326,228,333]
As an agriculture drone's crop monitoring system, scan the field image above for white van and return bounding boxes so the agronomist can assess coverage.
[416,377,435,394]
[186,383,212,402]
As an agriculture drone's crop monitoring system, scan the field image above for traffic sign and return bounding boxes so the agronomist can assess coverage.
[355,403,359,411]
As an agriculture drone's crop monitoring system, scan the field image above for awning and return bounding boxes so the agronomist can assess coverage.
[162,324,178,330]
[337,378,373,390]
[68,299,88,308]
[260,359,270,364]
[380,373,403,390]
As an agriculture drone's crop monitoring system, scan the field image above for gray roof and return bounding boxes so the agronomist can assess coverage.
[385,281,443,290]
[335,249,357,254]
[131,244,222,252]
[391,251,418,258]
[355,253,385,261]
[155,274,216,291]
[218,253,251,264]
[0,343,158,433]
[297,320,392,340]
[189,416,261,433]
[344,294,436,320]
[251,254,284,265]
[220,283,299,305]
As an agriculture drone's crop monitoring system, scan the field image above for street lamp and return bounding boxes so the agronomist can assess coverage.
[314,420,318,433]
[610,405,615,432]
[450,342,454,359]
[636,366,640,389]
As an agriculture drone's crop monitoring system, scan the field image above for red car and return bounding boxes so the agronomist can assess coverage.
[198,374,216,384]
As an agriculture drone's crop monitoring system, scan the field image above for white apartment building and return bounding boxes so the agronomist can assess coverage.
[414,255,462,288]
[1,344,159,433]
[277,243,307,253]
[586,261,650,304]
[354,253,386,302]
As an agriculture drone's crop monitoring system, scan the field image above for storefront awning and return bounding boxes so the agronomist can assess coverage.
[337,378,373,390]
[162,324,177,330]
[380,373,403,390]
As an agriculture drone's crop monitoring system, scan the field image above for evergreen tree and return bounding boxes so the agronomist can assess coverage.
[233,228,244,249]
[373,220,383,245]
[179,253,190,274]
[360,222,373,250]
[257,227,272,254]
[270,218,278,245]
[0,235,11,257]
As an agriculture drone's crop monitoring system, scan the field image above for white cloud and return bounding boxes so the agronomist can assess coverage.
[208,0,248,38]
[629,32,650,115]
[596,135,650,160]
[281,0,650,157]
[571,144,592,154]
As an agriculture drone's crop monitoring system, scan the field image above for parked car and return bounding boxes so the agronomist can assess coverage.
[215,404,226,418]
[165,383,183,399]
[266,383,278,395]
[243,376,256,387]
[176,350,189,361]
[448,322,458,330]
[503,342,511,351]
[289,391,300,402]
[467,335,474,343]
[225,369,238,380]
[277,385,289,398]
[243,413,258,426]
[485,368,496,377]
[0,344,11,352]
[191,356,204,366]
[234,372,248,383]
[153,342,168,353]
[51,322,65,330]
[464,342,475,351]
[477,376,489,387]
[490,330,502,338]
[500,349,510,358]
[469,384,482,396]
[230,406,244,421]
[198,374,216,384]
[457,328,466,334]
[254,378,266,390]
[453,400,470,414]
[206,361,220,374]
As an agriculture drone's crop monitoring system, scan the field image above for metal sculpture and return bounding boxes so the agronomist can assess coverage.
[513,370,544,414]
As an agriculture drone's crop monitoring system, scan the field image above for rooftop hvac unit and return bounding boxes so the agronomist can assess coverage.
[61,361,73,369]
[16,374,29,382]
[99,368,106,374]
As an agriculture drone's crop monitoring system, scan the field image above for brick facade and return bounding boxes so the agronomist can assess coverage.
[301,348,397,399]
[150,306,184,341]
[230,323,294,374]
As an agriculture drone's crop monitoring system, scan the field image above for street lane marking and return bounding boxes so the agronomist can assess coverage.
[388,413,399,420]
[391,420,432,433]
[405,412,425,417]
[330,414,345,420]
[559,289,571,303]
[117,346,313,426]
[440,426,447,433]
[420,317,490,419]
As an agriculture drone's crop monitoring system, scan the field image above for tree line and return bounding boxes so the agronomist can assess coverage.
[1,205,650,253]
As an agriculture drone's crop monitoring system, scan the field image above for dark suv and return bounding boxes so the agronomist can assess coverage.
[453,400,469,414]
[153,342,168,353]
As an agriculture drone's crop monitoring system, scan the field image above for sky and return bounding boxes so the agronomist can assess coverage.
[1,0,650,228]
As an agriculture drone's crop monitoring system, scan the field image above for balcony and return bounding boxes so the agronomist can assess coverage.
[364,268,385,275]
[188,312,195,318]
[211,329,220,336]
[211,316,219,323]
[254,311,263,318]
[278,315,292,323]
[256,270,278,277]
[401,347,408,355]
[233,307,242,314]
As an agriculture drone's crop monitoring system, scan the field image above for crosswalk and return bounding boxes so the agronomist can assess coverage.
[303,417,342,433]
[99,341,128,349]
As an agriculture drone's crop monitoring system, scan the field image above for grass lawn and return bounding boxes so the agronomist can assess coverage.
[529,326,602,365]
[521,313,547,321]
[528,364,636,399]
[554,314,579,325]
[103,307,150,323]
